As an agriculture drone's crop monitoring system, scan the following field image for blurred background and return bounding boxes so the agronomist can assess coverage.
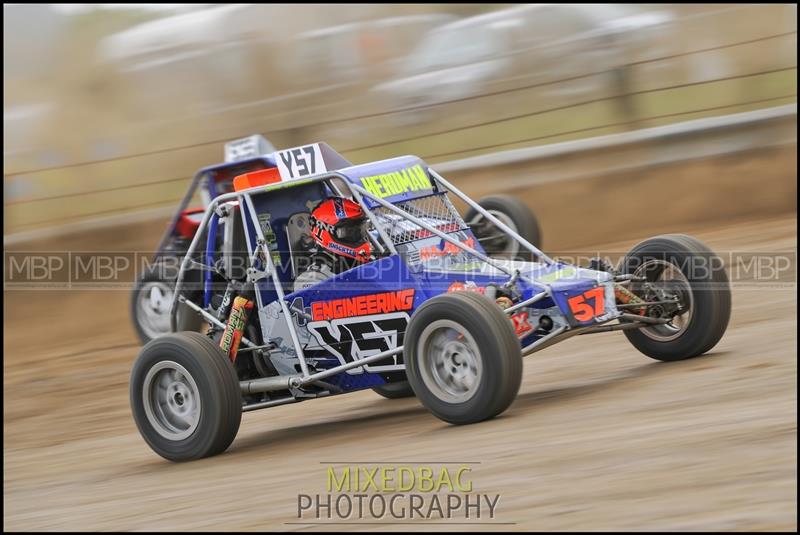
[4,5,797,532]
[3,3,796,236]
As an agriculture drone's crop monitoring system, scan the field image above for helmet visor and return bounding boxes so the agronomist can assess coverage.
[334,219,367,245]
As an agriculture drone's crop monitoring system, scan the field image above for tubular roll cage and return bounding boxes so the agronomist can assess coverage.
[169,166,654,390]
[154,156,275,260]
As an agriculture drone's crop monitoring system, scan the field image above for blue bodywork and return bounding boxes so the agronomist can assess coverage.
[206,149,617,394]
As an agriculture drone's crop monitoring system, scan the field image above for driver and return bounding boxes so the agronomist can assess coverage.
[293,197,375,291]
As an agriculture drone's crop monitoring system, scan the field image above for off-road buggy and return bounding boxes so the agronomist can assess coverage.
[130,136,541,343]
[130,142,730,461]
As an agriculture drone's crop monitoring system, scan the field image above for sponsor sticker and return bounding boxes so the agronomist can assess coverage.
[359,164,431,199]
[447,282,533,338]
[420,237,477,261]
[510,310,534,338]
[220,296,254,360]
[311,289,415,321]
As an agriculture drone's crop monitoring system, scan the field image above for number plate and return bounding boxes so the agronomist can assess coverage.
[567,286,607,323]
[224,134,275,163]
[275,144,327,180]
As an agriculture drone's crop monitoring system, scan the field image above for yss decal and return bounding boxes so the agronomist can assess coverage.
[307,312,409,374]
[276,144,326,179]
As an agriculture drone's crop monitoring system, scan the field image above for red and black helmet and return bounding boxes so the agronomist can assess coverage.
[309,197,372,262]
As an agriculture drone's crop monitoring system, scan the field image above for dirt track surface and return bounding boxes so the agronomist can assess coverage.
[3,215,797,531]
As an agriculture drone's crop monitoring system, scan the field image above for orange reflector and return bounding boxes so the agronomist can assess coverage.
[233,168,282,191]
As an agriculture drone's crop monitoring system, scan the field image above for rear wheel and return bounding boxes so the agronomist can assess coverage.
[130,332,242,461]
[465,195,541,260]
[404,291,522,424]
[372,380,415,399]
[131,263,203,344]
[619,234,731,361]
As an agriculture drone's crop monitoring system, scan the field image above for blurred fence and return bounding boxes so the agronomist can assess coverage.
[4,103,795,247]
[442,104,797,248]
[438,104,797,176]
[3,4,796,235]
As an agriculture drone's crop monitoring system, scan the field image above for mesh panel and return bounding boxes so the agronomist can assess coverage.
[371,193,469,246]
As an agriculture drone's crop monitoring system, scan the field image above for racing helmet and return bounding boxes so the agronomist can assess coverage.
[309,197,372,262]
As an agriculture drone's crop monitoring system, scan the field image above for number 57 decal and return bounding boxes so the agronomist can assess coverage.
[568,286,606,322]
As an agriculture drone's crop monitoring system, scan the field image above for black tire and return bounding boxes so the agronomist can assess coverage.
[130,331,242,461]
[372,380,415,399]
[404,291,522,424]
[465,195,542,260]
[130,263,203,345]
[619,234,731,362]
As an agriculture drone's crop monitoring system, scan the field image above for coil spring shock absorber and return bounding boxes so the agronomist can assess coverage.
[614,283,647,316]
[220,294,254,362]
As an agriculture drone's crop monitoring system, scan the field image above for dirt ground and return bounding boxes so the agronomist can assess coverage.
[3,214,797,531]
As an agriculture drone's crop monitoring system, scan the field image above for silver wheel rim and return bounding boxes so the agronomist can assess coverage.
[142,360,201,440]
[469,209,520,258]
[137,281,174,340]
[417,320,483,403]
[634,260,694,342]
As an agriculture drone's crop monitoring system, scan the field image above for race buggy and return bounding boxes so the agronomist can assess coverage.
[130,135,541,344]
[130,142,731,461]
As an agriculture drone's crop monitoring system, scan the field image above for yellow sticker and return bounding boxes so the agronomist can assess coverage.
[360,165,431,199]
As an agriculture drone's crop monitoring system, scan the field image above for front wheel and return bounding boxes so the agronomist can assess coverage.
[404,291,522,424]
[130,332,242,461]
[619,234,731,361]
